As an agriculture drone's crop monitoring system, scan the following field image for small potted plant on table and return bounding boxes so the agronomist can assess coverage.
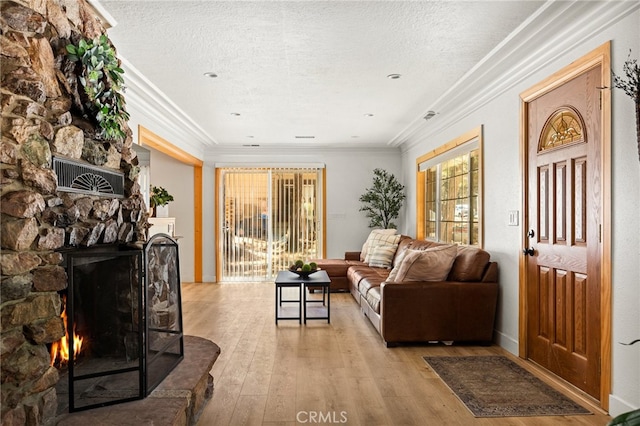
[150,185,174,217]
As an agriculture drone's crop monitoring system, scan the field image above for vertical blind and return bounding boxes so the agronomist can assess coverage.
[219,167,323,282]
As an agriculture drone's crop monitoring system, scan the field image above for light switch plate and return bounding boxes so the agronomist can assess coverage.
[508,210,519,226]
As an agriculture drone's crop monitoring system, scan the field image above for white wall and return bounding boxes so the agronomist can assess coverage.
[608,10,640,416]
[149,148,196,283]
[202,164,216,284]
[400,10,639,416]
[202,146,402,281]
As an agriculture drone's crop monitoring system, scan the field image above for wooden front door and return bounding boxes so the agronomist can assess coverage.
[523,64,602,399]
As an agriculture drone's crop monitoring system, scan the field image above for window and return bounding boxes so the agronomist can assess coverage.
[416,126,483,247]
[216,166,325,282]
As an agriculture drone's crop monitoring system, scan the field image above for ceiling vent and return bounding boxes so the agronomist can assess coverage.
[53,157,124,198]
[423,111,437,120]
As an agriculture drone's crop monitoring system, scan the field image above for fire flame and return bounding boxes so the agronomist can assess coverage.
[50,296,83,366]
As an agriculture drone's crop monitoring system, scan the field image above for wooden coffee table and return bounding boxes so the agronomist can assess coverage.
[274,270,331,324]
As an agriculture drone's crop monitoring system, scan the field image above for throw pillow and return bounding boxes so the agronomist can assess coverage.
[393,245,458,282]
[367,244,397,269]
[360,229,398,261]
[386,247,408,282]
[364,232,402,263]
[386,265,400,282]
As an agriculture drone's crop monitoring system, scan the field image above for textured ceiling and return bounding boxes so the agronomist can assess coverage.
[100,1,546,148]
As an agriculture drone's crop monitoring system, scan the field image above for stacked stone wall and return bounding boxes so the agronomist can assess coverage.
[1,1,146,424]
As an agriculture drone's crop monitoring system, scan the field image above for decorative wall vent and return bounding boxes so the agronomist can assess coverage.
[53,157,125,198]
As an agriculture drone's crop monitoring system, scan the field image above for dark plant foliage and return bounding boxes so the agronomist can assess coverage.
[612,49,640,162]
[613,50,639,99]
[67,35,130,141]
[606,408,640,426]
[150,186,174,207]
[359,168,406,229]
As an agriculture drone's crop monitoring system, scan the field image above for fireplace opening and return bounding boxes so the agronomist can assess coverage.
[51,234,183,414]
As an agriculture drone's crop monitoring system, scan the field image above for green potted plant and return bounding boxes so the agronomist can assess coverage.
[359,168,406,229]
[150,185,174,217]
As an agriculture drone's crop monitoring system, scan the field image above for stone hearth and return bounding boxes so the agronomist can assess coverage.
[55,336,220,426]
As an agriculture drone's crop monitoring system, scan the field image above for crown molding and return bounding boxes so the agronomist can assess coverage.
[392,0,639,152]
[87,0,116,29]
[203,144,399,164]
[117,56,217,156]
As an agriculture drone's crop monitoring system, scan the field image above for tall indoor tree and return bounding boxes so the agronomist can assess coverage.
[359,168,406,229]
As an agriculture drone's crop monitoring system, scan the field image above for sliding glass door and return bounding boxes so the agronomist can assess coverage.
[218,167,323,282]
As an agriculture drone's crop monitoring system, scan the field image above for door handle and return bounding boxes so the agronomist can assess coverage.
[527,229,535,238]
[523,247,535,256]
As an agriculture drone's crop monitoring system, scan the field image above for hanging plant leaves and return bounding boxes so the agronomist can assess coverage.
[67,35,130,142]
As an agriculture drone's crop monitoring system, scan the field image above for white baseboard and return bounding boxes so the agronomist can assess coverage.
[608,394,639,417]
[494,330,519,355]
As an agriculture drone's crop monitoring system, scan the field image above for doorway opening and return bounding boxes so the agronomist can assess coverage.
[217,167,324,282]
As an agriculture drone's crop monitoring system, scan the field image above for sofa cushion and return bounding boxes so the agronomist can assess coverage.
[348,265,376,289]
[408,239,439,251]
[311,259,350,277]
[365,286,381,314]
[448,245,491,282]
[393,245,458,282]
[361,229,399,261]
[358,277,378,296]
[348,266,387,291]
[367,244,397,269]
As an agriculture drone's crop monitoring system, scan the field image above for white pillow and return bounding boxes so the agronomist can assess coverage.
[361,229,397,261]
[367,244,397,269]
[363,233,401,263]
[393,245,458,282]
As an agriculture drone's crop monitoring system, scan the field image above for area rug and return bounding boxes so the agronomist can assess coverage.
[423,356,592,417]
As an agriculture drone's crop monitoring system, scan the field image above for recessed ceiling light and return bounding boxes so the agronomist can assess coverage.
[364,113,374,117]
[230,112,241,116]
[204,72,218,78]
[387,74,401,79]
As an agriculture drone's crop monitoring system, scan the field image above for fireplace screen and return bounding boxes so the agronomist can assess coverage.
[145,234,184,392]
[55,234,183,413]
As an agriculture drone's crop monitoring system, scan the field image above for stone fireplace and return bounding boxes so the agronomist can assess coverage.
[1,1,158,424]
[54,235,183,414]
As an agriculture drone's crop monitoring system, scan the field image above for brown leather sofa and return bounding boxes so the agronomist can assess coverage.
[311,236,499,346]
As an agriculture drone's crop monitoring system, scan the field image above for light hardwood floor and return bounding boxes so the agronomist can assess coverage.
[182,282,610,426]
